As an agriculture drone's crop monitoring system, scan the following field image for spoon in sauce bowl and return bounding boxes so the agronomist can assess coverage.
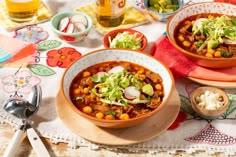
[3,85,50,157]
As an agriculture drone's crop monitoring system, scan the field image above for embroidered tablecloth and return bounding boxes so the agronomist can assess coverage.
[0,0,236,155]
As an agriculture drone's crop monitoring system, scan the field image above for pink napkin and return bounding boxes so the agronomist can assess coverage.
[150,34,236,82]
[0,34,37,67]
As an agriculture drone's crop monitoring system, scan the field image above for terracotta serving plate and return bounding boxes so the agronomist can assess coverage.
[188,77,236,89]
[55,89,180,145]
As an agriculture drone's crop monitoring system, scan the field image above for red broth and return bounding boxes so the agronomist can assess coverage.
[174,13,236,58]
[69,61,164,120]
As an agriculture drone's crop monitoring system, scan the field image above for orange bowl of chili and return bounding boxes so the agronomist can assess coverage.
[167,2,236,69]
[60,49,175,129]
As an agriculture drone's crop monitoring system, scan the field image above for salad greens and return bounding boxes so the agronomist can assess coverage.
[192,15,236,51]
[91,67,152,107]
[109,31,142,50]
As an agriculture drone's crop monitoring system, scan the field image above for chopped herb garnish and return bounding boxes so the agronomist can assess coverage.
[106,110,116,116]
[192,15,236,50]
[75,96,83,101]
[91,67,151,107]
[220,50,233,58]
[197,40,203,47]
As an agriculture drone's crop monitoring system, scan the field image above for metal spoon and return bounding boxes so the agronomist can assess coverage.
[3,85,50,157]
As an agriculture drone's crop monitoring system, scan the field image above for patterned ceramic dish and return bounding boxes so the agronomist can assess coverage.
[143,0,184,21]
[167,2,236,68]
[50,11,93,43]
[103,28,148,51]
[190,86,229,119]
[60,49,175,128]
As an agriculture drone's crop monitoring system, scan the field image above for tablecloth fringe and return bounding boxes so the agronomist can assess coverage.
[0,111,235,156]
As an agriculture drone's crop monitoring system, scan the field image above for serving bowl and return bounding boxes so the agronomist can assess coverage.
[50,11,93,43]
[167,2,236,68]
[190,86,229,119]
[143,0,184,21]
[103,28,148,51]
[60,49,175,128]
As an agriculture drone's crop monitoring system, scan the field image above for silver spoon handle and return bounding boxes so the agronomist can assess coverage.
[3,129,26,157]
[27,128,51,157]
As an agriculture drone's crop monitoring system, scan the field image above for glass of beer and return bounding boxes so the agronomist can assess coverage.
[5,0,40,22]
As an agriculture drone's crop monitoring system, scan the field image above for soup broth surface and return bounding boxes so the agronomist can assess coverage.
[174,13,236,58]
[69,61,164,120]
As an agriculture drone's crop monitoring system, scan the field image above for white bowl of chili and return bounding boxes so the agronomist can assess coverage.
[60,49,175,129]
[167,2,236,68]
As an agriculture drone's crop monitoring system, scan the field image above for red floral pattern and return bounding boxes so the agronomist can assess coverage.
[168,111,187,130]
[46,47,81,68]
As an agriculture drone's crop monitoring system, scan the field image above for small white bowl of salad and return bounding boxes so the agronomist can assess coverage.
[103,28,148,51]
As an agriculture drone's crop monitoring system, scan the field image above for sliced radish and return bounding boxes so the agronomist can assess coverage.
[223,38,236,46]
[58,17,70,32]
[124,86,140,100]
[65,23,75,33]
[97,72,108,77]
[71,14,88,26]
[108,66,124,74]
[193,18,207,28]
[74,22,86,32]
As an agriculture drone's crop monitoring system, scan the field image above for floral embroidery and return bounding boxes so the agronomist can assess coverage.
[1,70,41,94]
[185,124,236,145]
[46,47,82,68]
[14,26,49,44]
[136,0,145,9]
[60,36,77,42]
[168,110,187,130]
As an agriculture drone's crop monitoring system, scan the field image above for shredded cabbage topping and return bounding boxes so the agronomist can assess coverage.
[91,69,151,106]
[109,31,143,50]
[192,15,236,50]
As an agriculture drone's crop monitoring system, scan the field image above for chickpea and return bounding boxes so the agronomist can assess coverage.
[83,87,89,94]
[178,35,185,41]
[137,69,144,74]
[205,53,213,58]
[90,93,96,99]
[95,112,104,119]
[183,40,191,47]
[73,88,80,94]
[214,51,222,58]
[105,114,113,120]
[119,113,129,120]
[155,84,162,90]
[83,71,91,77]
[207,48,215,55]
[82,106,92,114]
[208,15,215,20]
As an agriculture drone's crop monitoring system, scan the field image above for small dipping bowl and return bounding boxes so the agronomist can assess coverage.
[143,0,184,21]
[50,11,93,43]
[103,28,148,51]
[190,86,229,119]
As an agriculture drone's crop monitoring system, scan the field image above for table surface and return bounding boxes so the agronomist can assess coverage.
[0,124,228,157]
[0,0,234,156]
